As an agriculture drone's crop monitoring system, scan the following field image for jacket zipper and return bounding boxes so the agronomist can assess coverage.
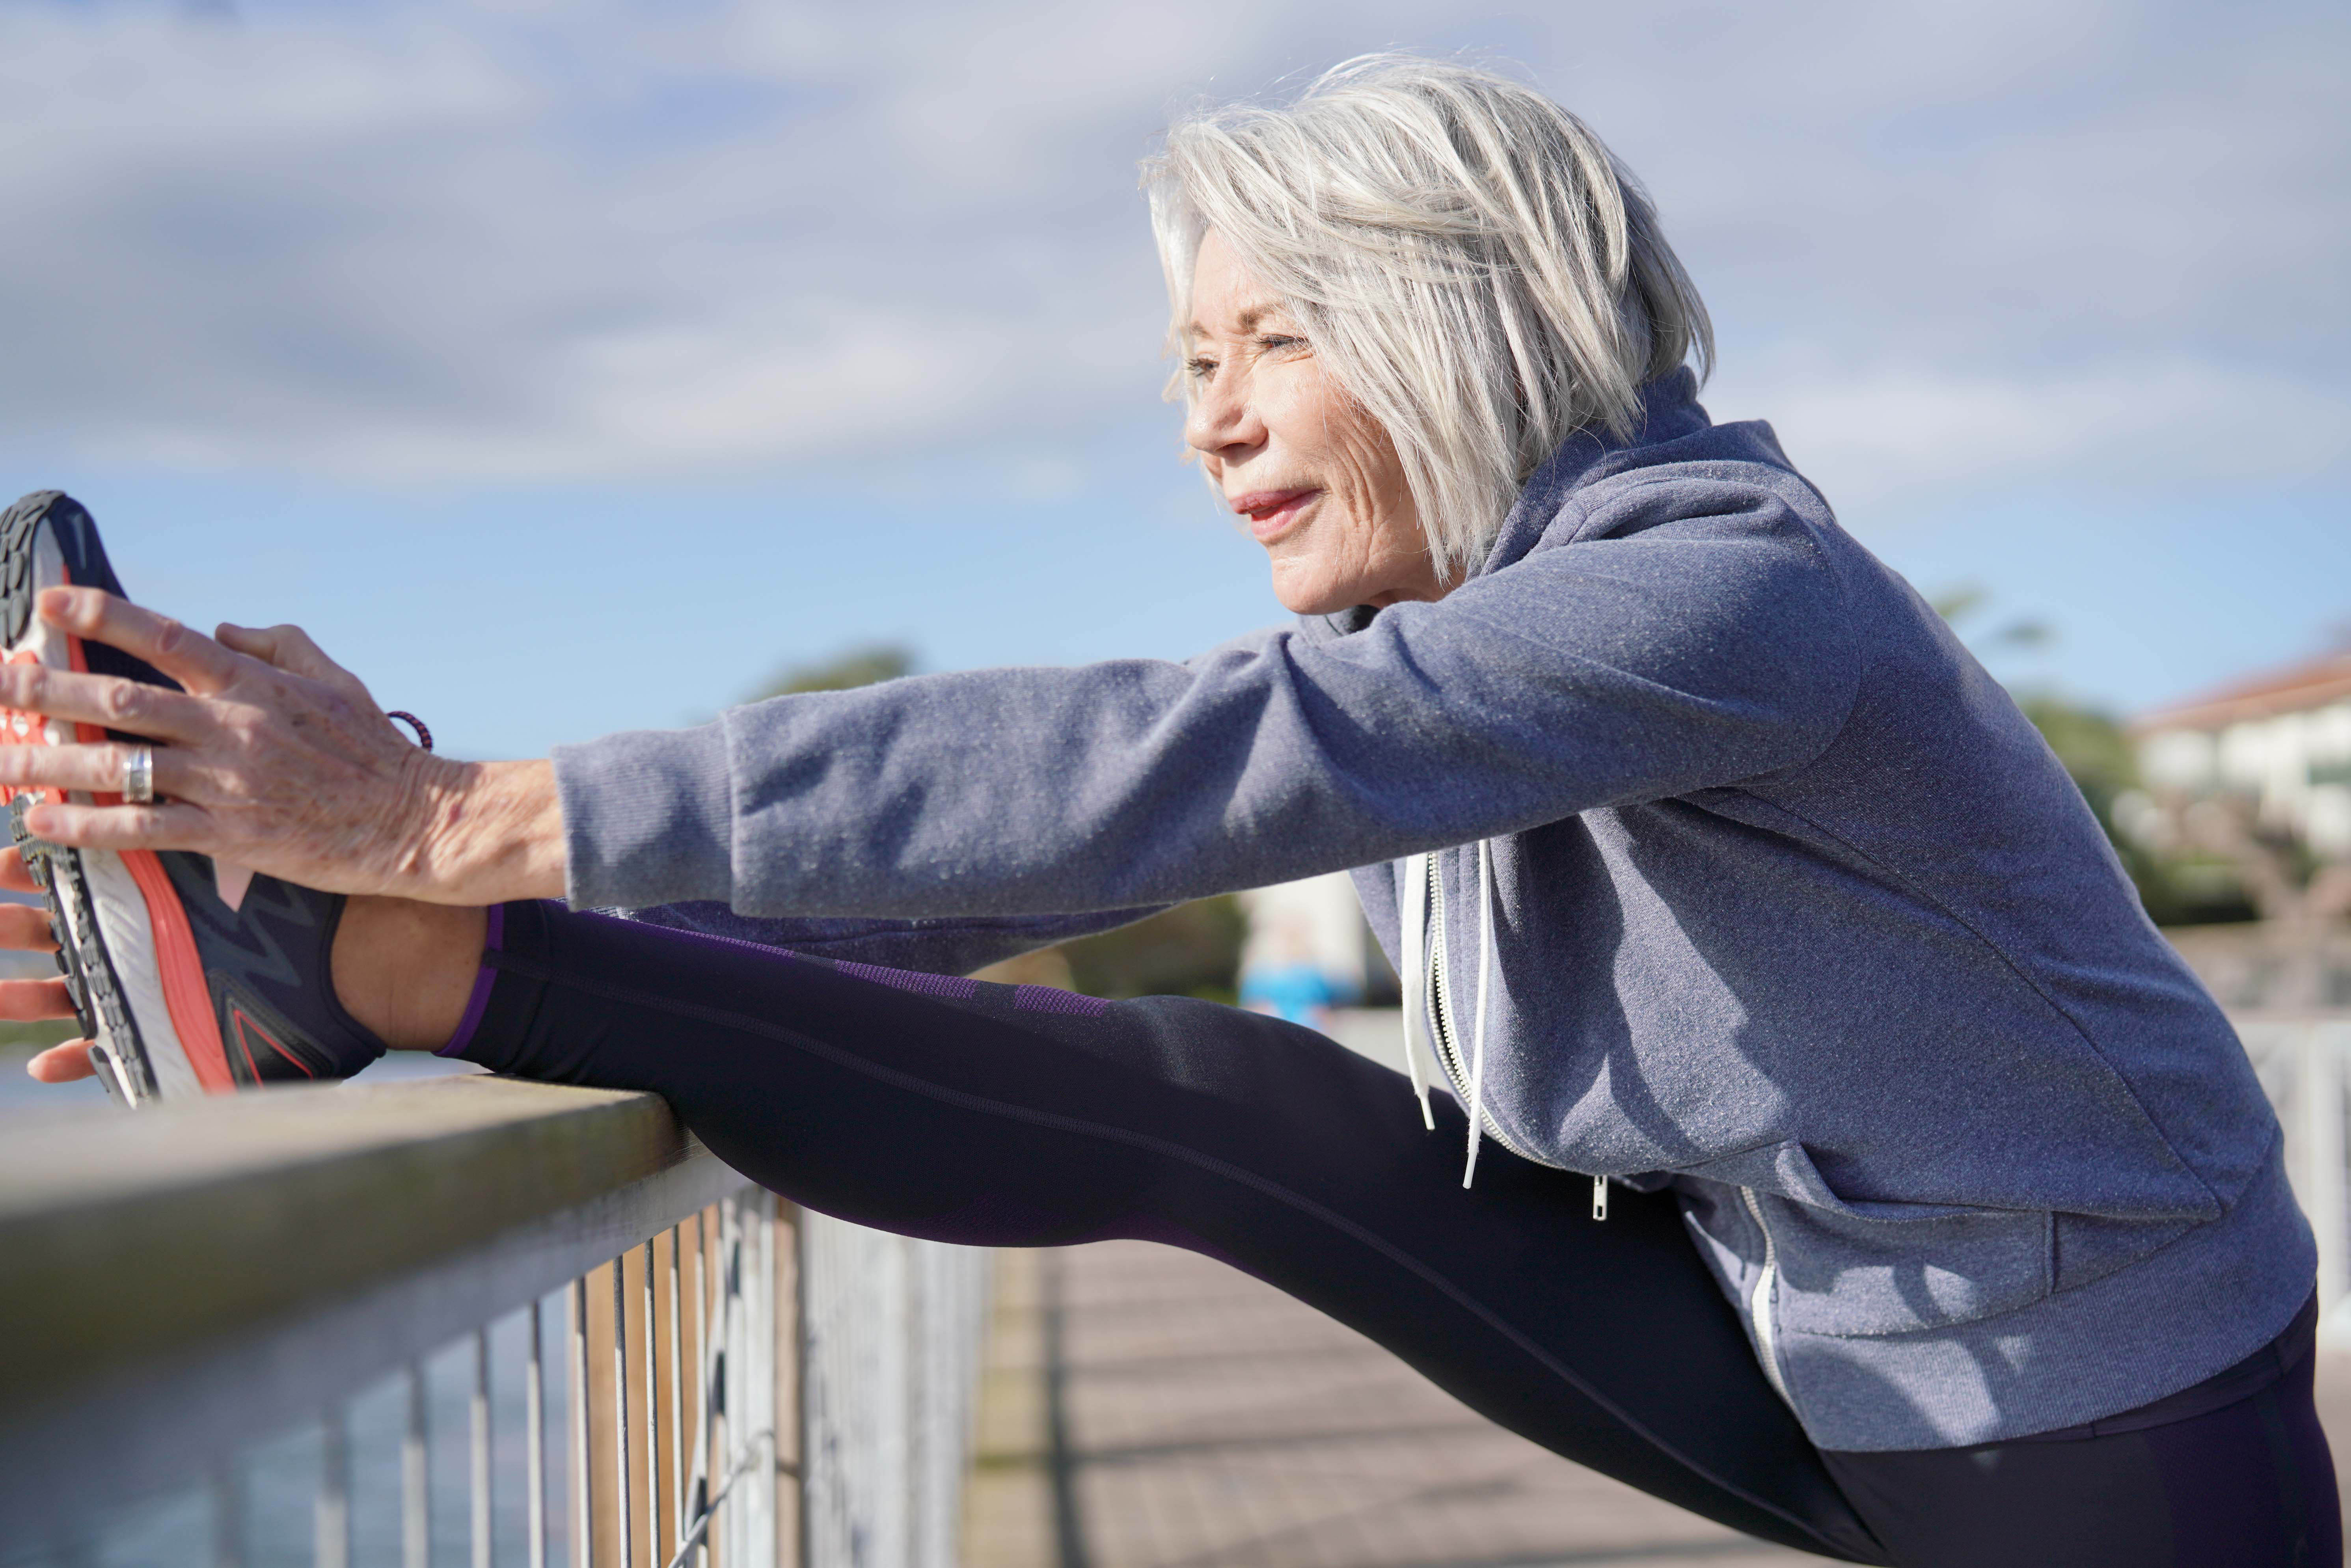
[1420,855,1542,1169]
[1739,1186,1794,1406]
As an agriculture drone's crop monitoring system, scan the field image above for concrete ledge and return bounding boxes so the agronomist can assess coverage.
[0,1076,759,1540]
[0,1076,702,1412]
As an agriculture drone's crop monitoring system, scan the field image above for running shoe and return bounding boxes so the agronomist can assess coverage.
[1,490,386,1103]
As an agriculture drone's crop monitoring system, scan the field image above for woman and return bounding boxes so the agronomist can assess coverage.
[2,57,2333,1566]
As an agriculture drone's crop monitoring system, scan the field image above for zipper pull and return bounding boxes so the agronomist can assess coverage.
[1591,1175,1608,1221]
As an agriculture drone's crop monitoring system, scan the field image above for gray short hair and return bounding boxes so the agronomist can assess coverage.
[1144,55,1713,582]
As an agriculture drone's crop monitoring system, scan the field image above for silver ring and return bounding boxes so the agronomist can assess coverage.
[122,745,154,806]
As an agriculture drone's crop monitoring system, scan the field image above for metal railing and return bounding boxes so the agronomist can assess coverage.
[2237,1015,2351,1343]
[0,1077,990,1568]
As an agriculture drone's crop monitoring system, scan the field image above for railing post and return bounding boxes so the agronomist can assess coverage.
[780,1202,806,1568]
[668,1227,686,1568]
[210,1457,244,1568]
[614,1258,634,1568]
[643,1238,662,1568]
[742,1192,780,1568]
[404,1362,430,1568]
[317,1404,352,1568]
[473,1326,495,1568]
[529,1298,550,1568]
[2304,1028,2348,1336]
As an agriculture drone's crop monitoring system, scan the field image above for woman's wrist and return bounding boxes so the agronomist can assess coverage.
[411,757,568,906]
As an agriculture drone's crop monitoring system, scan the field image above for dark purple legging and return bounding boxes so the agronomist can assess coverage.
[452,900,2341,1567]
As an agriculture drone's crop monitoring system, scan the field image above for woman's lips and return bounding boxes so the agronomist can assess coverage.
[1230,488,1321,542]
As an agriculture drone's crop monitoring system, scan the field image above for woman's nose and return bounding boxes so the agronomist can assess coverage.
[1185,371,1266,460]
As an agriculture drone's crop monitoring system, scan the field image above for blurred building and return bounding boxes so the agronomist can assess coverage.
[2127,646,2351,1015]
[2131,647,2351,858]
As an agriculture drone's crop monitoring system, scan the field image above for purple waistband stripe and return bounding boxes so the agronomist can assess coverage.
[835,959,982,1002]
[1013,984,1111,1018]
[436,902,508,1058]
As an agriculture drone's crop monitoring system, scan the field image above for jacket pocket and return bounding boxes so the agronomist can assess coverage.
[1678,1140,2055,1338]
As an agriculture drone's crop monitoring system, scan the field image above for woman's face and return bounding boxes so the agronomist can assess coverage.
[1183,231,1446,615]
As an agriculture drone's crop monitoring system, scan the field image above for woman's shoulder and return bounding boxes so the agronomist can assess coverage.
[1545,417,1843,549]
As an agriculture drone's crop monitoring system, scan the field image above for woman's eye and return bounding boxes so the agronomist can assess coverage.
[1186,357,1217,377]
[1259,335,1306,353]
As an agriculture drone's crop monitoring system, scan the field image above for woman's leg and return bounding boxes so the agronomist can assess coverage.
[446,900,1886,1564]
[1824,1306,2339,1567]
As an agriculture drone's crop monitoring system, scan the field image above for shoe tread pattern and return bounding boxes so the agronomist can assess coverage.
[1,493,157,1102]
[1,492,69,648]
[8,801,152,1099]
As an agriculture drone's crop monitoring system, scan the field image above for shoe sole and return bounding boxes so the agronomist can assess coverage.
[0,493,232,1102]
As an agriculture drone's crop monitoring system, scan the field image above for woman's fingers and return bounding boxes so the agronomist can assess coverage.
[0,903,57,952]
[0,845,39,896]
[0,591,459,902]
[0,660,210,742]
[19,799,212,854]
[26,1041,96,1083]
[39,587,246,696]
[0,739,201,801]
[0,739,218,803]
[0,976,75,1021]
[219,621,343,682]
[216,622,382,711]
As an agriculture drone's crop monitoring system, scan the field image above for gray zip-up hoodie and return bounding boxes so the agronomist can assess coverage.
[554,369,2310,1451]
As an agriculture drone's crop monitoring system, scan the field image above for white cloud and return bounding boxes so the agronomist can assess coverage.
[1712,359,2351,514]
[0,0,2342,515]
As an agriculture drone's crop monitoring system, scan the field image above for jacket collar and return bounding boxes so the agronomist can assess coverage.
[1472,367,1710,582]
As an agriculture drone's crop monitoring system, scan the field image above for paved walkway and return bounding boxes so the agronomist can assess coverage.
[967,1240,1822,1568]
[966,1238,2351,1568]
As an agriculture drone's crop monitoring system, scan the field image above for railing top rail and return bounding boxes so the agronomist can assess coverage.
[0,1076,697,1414]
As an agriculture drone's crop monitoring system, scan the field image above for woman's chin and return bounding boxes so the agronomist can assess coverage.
[1267,568,1355,617]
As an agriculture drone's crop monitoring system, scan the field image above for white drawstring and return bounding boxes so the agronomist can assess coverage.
[1397,853,1436,1130]
[1463,838,1498,1189]
[1399,844,1598,1210]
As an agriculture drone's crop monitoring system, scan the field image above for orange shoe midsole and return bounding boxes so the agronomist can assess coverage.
[47,601,235,1095]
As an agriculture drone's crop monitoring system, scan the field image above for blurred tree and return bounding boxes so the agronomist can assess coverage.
[1936,588,2256,926]
[2014,693,2256,926]
[749,644,1246,999]
[748,644,917,700]
[1057,896,1247,1003]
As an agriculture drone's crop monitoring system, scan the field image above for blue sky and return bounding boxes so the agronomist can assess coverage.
[2,0,2344,760]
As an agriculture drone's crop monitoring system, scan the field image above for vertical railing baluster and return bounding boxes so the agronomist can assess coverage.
[317,1403,352,1568]
[473,1326,495,1568]
[695,1209,715,1568]
[614,1259,634,1568]
[529,1299,550,1568]
[715,1201,733,1568]
[2306,1030,2349,1324]
[737,1195,776,1568]
[643,1238,661,1568]
[669,1225,686,1567]
[722,1198,743,1568]
[572,1276,592,1568]
[404,1363,430,1568]
[211,1458,244,1568]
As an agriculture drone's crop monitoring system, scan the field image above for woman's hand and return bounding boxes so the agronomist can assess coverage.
[0,845,96,1083]
[0,587,565,907]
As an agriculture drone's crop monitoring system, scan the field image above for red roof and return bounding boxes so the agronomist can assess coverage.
[2135,648,2351,734]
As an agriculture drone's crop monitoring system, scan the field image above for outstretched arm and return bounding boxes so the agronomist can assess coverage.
[0,586,566,906]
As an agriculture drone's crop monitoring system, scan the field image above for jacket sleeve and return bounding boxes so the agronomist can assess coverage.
[553,476,1861,917]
